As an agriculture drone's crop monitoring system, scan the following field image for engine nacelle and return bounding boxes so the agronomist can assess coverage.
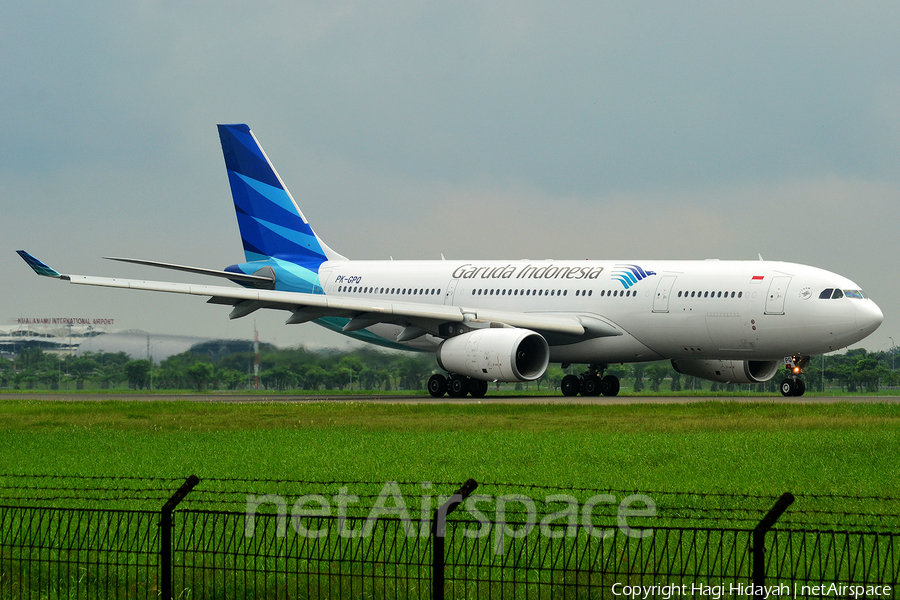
[437,328,550,382]
[671,359,781,384]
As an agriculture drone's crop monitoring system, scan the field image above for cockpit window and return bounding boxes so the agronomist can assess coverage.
[819,289,833,299]
[832,289,844,299]
[843,290,864,299]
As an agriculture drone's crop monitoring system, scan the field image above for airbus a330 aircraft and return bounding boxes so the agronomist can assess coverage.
[18,124,883,398]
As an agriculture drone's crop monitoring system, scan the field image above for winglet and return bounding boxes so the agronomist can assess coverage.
[17,251,63,278]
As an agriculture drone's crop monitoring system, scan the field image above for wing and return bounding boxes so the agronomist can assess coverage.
[17,252,609,341]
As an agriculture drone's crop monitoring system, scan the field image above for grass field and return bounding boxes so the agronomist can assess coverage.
[1,399,898,498]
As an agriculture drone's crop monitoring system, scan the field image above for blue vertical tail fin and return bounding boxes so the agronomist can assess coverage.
[217,124,345,266]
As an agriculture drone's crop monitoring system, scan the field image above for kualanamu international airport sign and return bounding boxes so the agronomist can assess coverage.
[9,318,115,326]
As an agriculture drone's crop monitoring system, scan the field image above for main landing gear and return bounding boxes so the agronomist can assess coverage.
[779,354,810,397]
[427,373,488,398]
[560,364,620,397]
[427,365,622,398]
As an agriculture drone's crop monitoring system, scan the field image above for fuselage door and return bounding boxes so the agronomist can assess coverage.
[764,276,791,315]
[653,275,678,313]
[444,279,459,306]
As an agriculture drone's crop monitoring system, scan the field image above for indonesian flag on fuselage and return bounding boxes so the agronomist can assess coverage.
[750,275,765,283]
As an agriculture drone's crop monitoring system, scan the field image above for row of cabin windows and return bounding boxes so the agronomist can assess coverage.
[335,285,638,298]
[678,290,743,299]
[337,286,441,296]
[471,288,639,298]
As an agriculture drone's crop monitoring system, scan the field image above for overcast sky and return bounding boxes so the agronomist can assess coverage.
[3,2,898,354]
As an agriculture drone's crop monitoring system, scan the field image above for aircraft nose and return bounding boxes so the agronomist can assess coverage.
[856,299,884,338]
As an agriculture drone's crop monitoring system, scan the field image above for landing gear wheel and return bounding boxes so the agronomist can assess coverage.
[601,375,620,397]
[427,374,447,398]
[561,375,581,397]
[780,379,798,397]
[448,375,469,398]
[794,380,806,397]
[470,379,489,398]
[582,375,602,397]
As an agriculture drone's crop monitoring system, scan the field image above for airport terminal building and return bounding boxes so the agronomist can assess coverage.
[0,318,108,357]
[2,317,259,363]
[1,318,215,362]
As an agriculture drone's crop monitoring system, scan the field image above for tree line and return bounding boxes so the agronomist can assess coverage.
[1,342,897,393]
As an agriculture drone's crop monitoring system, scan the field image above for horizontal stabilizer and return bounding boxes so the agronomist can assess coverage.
[105,257,274,287]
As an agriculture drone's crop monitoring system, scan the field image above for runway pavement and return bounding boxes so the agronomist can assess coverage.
[2,392,899,404]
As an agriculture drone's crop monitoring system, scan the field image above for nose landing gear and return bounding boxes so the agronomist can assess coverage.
[779,355,810,397]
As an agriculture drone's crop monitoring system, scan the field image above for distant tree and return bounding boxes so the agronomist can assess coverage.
[631,364,646,393]
[396,356,431,391]
[669,369,682,392]
[69,356,100,390]
[186,362,214,391]
[124,360,151,390]
[644,363,670,392]
[540,365,566,391]
[854,355,889,392]
[301,365,327,391]
[218,368,247,390]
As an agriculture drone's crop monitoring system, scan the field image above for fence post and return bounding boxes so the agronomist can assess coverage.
[431,478,478,600]
[160,475,200,600]
[752,492,794,600]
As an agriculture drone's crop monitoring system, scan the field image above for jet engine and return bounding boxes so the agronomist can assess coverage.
[670,359,781,384]
[437,328,550,382]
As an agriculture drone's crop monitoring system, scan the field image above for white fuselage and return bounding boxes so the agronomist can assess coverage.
[316,259,882,365]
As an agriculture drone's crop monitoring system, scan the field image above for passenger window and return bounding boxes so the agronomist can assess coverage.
[738,292,742,298]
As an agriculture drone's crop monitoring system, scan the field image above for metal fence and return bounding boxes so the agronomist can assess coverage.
[1,475,898,599]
